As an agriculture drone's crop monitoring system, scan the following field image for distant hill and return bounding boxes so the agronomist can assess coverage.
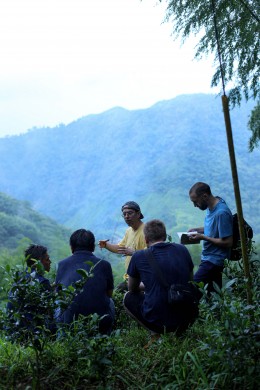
[0,192,72,260]
[0,94,259,246]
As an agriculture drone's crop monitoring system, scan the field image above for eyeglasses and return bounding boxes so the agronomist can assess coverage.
[122,211,136,217]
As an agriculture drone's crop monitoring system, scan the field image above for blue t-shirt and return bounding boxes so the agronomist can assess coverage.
[127,242,194,329]
[202,198,233,266]
[55,250,114,323]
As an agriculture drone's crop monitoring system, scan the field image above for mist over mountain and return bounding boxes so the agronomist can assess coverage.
[0,94,259,244]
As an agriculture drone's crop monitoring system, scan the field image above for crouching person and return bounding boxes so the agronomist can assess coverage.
[123,219,199,346]
[55,229,115,334]
[6,244,56,338]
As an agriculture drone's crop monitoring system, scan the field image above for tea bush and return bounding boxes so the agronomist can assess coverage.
[0,255,259,389]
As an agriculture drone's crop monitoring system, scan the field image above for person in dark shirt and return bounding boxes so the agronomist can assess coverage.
[124,219,198,345]
[55,229,115,334]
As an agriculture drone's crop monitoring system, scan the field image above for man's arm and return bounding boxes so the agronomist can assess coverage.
[188,227,204,234]
[128,276,141,293]
[99,240,135,256]
[190,234,233,248]
[99,240,120,253]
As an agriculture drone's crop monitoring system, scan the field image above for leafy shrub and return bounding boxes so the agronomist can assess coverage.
[0,261,116,389]
[112,289,135,332]
[0,315,115,389]
[197,259,260,389]
[0,251,259,389]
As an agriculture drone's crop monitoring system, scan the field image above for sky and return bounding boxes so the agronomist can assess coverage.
[0,0,217,137]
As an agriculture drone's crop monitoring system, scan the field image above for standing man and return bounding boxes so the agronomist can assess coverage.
[56,229,115,334]
[188,182,233,294]
[99,201,146,285]
[123,219,198,345]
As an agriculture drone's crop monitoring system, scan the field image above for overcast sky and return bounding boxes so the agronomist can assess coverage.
[0,0,217,137]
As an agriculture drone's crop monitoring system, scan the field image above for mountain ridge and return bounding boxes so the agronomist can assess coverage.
[0,93,259,244]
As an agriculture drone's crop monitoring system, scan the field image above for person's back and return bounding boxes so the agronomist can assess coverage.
[56,251,113,321]
[131,242,197,330]
[55,229,114,334]
[124,220,198,338]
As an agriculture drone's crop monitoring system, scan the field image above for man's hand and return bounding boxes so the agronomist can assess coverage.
[117,246,135,256]
[189,233,204,241]
[98,239,109,249]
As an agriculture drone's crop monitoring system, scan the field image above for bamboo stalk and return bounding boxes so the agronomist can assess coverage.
[221,95,252,304]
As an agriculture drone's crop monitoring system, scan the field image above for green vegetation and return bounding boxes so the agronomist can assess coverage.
[158,1,260,149]
[0,255,259,389]
[248,101,260,151]
[160,1,259,105]
[0,192,71,261]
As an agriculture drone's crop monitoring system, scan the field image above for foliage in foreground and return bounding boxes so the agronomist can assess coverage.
[159,0,259,104]
[248,100,260,151]
[0,257,259,389]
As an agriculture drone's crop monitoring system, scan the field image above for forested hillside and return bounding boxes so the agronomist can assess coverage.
[0,192,71,259]
[0,94,259,245]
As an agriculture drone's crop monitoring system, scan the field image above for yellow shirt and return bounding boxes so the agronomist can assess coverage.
[118,222,146,271]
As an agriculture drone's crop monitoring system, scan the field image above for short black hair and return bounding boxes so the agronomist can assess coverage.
[189,182,211,197]
[25,244,48,268]
[70,229,95,252]
[143,219,166,243]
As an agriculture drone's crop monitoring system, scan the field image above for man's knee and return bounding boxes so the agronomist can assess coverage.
[123,291,131,312]
[123,291,143,313]
[123,291,148,327]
